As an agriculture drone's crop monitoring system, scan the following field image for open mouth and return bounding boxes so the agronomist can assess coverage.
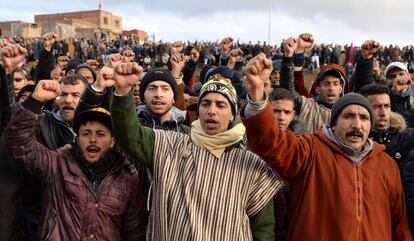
[205,119,218,128]
[62,107,75,112]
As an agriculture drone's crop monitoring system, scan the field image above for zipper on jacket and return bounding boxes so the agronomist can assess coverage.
[354,164,363,222]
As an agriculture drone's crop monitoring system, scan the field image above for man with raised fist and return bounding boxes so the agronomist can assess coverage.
[280,33,348,133]
[241,53,412,241]
[4,80,146,241]
[110,62,281,241]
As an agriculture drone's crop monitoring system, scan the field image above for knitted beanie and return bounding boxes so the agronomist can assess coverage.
[140,68,178,102]
[330,93,374,130]
[198,79,238,115]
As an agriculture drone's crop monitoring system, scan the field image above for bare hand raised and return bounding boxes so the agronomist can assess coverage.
[296,33,314,53]
[32,80,61,102]
[361,40,380,59]
[107,53,123,69]
[43,32,58,51]
[0,43,27,74]
[93,66,115,92]
[113,62,143,96]
[243,53,273,101]
[284,37,298,57]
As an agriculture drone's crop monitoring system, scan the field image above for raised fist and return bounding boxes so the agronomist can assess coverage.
[32,79,61,102]
[243,53,273,101]
[229,48,244,63]
[86,59,99,70]
[113,62,143,96]
[171,53,189,78]
[221,37,234,55]
[283,37,298,57]
[122,49,136,63]
[361,40,380,59]
[172,41,184,54]
[107,53,123,69]
[189,48,200,64]
[0,44,27,74]
[296,33,314,53]
[57,56,69,69]
[392,75,412,94]
[43,32,58,51]
[93,66,115,92]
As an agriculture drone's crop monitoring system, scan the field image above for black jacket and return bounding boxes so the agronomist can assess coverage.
[371,112,414,176]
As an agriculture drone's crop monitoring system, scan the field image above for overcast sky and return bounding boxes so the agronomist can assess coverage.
[0,0,413,46]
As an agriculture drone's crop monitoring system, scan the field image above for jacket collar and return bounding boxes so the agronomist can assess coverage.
[315,125,379,163]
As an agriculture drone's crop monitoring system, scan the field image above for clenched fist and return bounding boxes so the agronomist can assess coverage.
[93,66,115,92]
[221,37,234,55]
[107,53,123,69]
[86,59,99,70]
[243,53,273,101]
[32,79,61,102]
[122,49,136,63]
[296,33,314,53]
[283,37,298,57]
[172,41,184,54]
[57,56,69,69]
[43,32,58,51]
[0,44,27,74]
[171,53,189,78]
[113,62,144,96]
[51,67,64,83]
[361,40,380,59]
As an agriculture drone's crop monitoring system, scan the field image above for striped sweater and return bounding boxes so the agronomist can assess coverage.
[147,130,281,241]
[111,93,281,241]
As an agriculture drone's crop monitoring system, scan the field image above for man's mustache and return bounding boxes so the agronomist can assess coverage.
[345,129,363,138]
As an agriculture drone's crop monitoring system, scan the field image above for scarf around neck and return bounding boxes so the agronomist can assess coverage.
[190,119,246,158]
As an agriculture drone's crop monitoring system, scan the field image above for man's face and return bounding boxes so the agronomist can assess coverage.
[144,80,174,119]
[18,90,33,103]
[77,121,115,163]
[13,72,28,96]
[366,94,391,133]
[57,82,86,123]
[387,68,411,93]
[271,99,296,130]
[316,75,342,105]
[78,68,95,84]
[199,92,234,135]
[331,104,371,154]
[270,70,280,86]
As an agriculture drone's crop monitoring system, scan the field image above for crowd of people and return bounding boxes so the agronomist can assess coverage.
[1,31,414,241]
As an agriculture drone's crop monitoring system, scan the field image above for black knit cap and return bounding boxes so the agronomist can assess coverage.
[140,68,178,102]
[330,93,374,130]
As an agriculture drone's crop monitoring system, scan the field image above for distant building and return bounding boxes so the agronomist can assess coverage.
[122,29,148,44]
[35,9,123,40]
[0,21,42,39]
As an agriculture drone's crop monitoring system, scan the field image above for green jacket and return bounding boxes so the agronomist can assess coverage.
[111,92,276,241]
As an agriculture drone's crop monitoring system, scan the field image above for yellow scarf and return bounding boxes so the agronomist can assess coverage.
[190,120,246,158]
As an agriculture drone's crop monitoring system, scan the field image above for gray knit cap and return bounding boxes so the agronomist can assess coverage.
[330,93,374,130]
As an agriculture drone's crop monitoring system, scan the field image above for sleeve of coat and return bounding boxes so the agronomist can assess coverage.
[241,103,314,181]
[110,91,155,168]
[250,199,275,241]
[122,175,148,241]
[391,158,413,241]
[403,161,414,237]
[35,45,54,83]
[4,103,59,181]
